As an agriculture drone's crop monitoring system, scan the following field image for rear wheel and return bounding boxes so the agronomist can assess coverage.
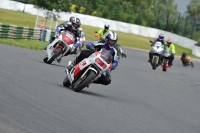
[190,62,194,67]
[47,48,62,64]
[73,70,96,92]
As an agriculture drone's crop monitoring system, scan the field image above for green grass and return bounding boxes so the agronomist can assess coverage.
[0,38,47,50]
[0,8,199,59]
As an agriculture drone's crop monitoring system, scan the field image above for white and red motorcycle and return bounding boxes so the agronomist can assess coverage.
[43,31,75,64]
[63,48,113,92]
[149,41,164,70]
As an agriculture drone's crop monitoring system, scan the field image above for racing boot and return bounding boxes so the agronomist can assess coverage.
[43,45,48,50]
[65,57,80,72]
[70,46,78,54]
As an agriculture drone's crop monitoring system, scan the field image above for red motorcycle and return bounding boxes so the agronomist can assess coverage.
[160,49,172,72]
[43,31,75,64]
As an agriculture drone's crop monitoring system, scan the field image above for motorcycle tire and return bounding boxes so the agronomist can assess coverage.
[43,56,48,63]
[63,76,71,87]
[162,59,167,72]
[73,70,96,92]
[190,62,194,67]
[46,48,62,64]
[152,56,158,70]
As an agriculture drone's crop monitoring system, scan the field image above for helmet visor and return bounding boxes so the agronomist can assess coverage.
[159,36,164,40]
[73,23,79,28]
[109,39,116,47]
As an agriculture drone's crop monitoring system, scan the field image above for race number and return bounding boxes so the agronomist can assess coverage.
[82,61,87,66]
[155,42,162,47]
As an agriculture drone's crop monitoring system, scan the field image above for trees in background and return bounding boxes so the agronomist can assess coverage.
[30,0,71,12]
[12,0,200,40]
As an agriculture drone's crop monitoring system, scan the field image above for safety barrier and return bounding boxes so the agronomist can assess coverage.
[192,43,200,57]
[0,23,54,41]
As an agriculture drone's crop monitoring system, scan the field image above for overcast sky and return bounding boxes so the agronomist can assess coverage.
[174,0,190,14]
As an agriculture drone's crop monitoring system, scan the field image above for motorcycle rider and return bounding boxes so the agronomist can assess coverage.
[148,33,165,62]
[180,52,188,64]
[165,38,175,66]
[72,28,86,54]
[79,28,86,47]
[95,24,110,39]
[43,17,82,63]
[44,16,76,48]
[94,25,126,58]
[66,31,119,86]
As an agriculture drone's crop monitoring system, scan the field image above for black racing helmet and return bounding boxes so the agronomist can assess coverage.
[69,16,75,22]
[104,24,109,30]
[71,17,81,29]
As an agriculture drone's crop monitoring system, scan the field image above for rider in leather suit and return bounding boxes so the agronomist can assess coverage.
[44,17,82,63]
[148,33,165,62]
[66,31,120,85]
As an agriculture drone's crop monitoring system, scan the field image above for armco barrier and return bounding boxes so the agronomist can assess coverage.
[0,24,10,39]
[0,23,44,40]
[192,44,200,57]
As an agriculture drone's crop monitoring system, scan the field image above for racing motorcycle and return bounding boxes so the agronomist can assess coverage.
[160,49,173,72]
[43,31,75,64]
[149,41,164,70]
[180,52,194,67]
[63,48,113,92]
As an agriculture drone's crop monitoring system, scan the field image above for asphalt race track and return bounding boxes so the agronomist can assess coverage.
[0,44,200,133]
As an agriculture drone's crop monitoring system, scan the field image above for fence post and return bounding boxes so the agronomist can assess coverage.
[175,13,181,34]
[165,11,170,31]
[191,17,196,39]
[183,16,188,36]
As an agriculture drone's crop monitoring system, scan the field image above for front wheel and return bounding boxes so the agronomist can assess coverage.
[43,56,48,63]
[46,48,62,64]
[162,59,167,72]
[152,56,158,70]
[63,76,71,87]
[73,70,96,92]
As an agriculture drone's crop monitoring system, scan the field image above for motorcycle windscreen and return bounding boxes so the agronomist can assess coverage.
[162,49,172,57]
[100,48,113,64]
[62,31,74,45]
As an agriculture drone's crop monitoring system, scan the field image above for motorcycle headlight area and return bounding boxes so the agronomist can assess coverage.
[95,58,107,69]
[164,53,170,56]
[152,47,160,52]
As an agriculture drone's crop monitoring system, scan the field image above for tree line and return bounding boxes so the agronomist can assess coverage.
[12,0,200,41]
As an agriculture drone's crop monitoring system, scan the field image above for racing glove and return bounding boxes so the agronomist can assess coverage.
[121,53,127,58]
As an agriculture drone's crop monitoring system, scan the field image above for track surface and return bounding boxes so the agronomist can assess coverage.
[0,44,200,133]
